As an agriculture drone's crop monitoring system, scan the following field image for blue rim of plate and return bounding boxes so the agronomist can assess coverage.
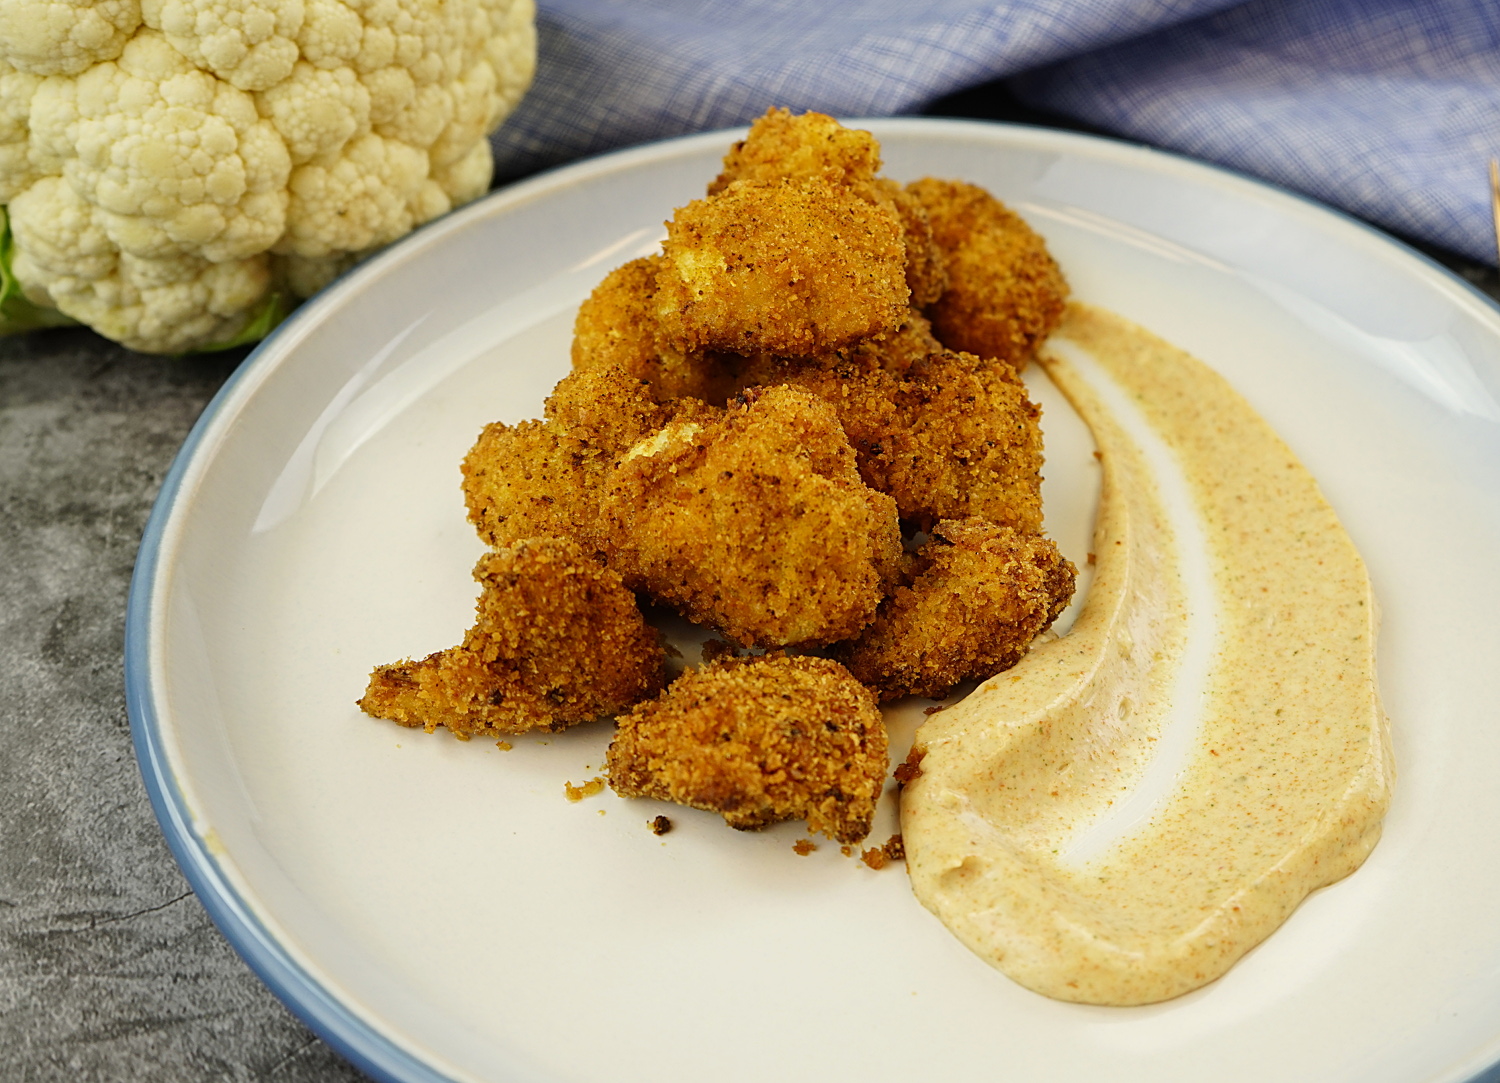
[124,117,1500,1083]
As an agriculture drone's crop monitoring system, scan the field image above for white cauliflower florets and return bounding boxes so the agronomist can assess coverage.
[0,0,535,352]
[10,173,271,350]
[0,62,45,202]
[0,1,143,77]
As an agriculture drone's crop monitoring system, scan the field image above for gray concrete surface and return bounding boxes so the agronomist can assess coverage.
[1,247,1495,1083]
[0,329,369,1082]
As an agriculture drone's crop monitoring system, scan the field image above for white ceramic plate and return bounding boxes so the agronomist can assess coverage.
[127,120,1500,1083]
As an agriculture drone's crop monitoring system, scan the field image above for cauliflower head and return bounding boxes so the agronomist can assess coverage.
[0,0,535,352]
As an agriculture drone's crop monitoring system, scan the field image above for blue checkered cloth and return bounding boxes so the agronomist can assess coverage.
[491,0,1500,265]
[1014,0,1500,264]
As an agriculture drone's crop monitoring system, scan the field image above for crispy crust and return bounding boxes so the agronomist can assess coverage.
[710,108,883,194]
[358,537,667,736]
[745,348,1046,533]
[710,109,946,307]
[462,418,595,549]
[843,308,945,376]
[656,178,909,357]
[600,384,901,647]
[875,178,948,307]
[461,365,691,555]
[607,653,888,843]
[907,177,1068,367]
[835,519,1076,701]
[571,255,746,404]
[737,308,943,386]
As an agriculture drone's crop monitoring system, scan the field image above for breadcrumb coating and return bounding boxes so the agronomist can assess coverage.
[835,519,1076,701]
[600,384,901,647]
[571,255,746,404]
[607,653,889,843]
[545,358,709,446]
[656,178,909,357]
[876,178,948,307]
[710,109,946,307]
[907,177,1068,367]
[860,834,905,869]
[359,537,666,737]
[710,108,882,194]
[747,348,1046,533]
[845,308,945,375]
[461,366,679,555]
[738,309,943,388]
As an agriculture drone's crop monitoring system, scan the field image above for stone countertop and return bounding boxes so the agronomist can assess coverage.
[1,330,368,1083]
[2,138,1498,1081]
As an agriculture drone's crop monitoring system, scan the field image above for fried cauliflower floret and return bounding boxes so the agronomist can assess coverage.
[747,348,1046,534]
[836,520,1076,701]
[709,108,945,309]
[601,384,901,648]
[571,255,745,404]
[656,177,909,357]
[545,357,702,450]
[463,418,588,547]
[461,366,672,554]
[358,537,666,737]
[907,177,1068,367]
[575,261,938,406]
[607,653,888,843]
[710,107,881,194]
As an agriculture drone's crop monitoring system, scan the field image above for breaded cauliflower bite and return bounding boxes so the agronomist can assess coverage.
[836,520,1076,701]
[907,177,1069,368]
[359,537,666,737]
[461,365,679,556]
[710,109,946,307]
[656,177,909,356]
[710,108,883,193]
[601,384,901,648]
[753,348,1047,533]
[607,653,888,843]
[571,255,746,404]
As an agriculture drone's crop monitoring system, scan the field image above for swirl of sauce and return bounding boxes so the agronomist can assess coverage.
[901,304,1392,1006]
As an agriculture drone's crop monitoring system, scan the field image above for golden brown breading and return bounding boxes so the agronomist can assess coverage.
[570,255,745,404]
[710,109,946,312]
[907,177,1068,367]
[744,348,1046,533]
[463,419,591,548]
[709,107,882,194]
[607,653,888,843]
[655,178,909,357]
[835,519,1076,701]
[545,356,711,444]
[848,307,944,375]
[737,308,943,388]
[600,384,901,648]
[461,365,682,555]
[875,178,948,307]
[359,537,666,737]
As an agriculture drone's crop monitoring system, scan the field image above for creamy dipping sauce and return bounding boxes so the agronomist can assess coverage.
[901,303,1392,1006]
